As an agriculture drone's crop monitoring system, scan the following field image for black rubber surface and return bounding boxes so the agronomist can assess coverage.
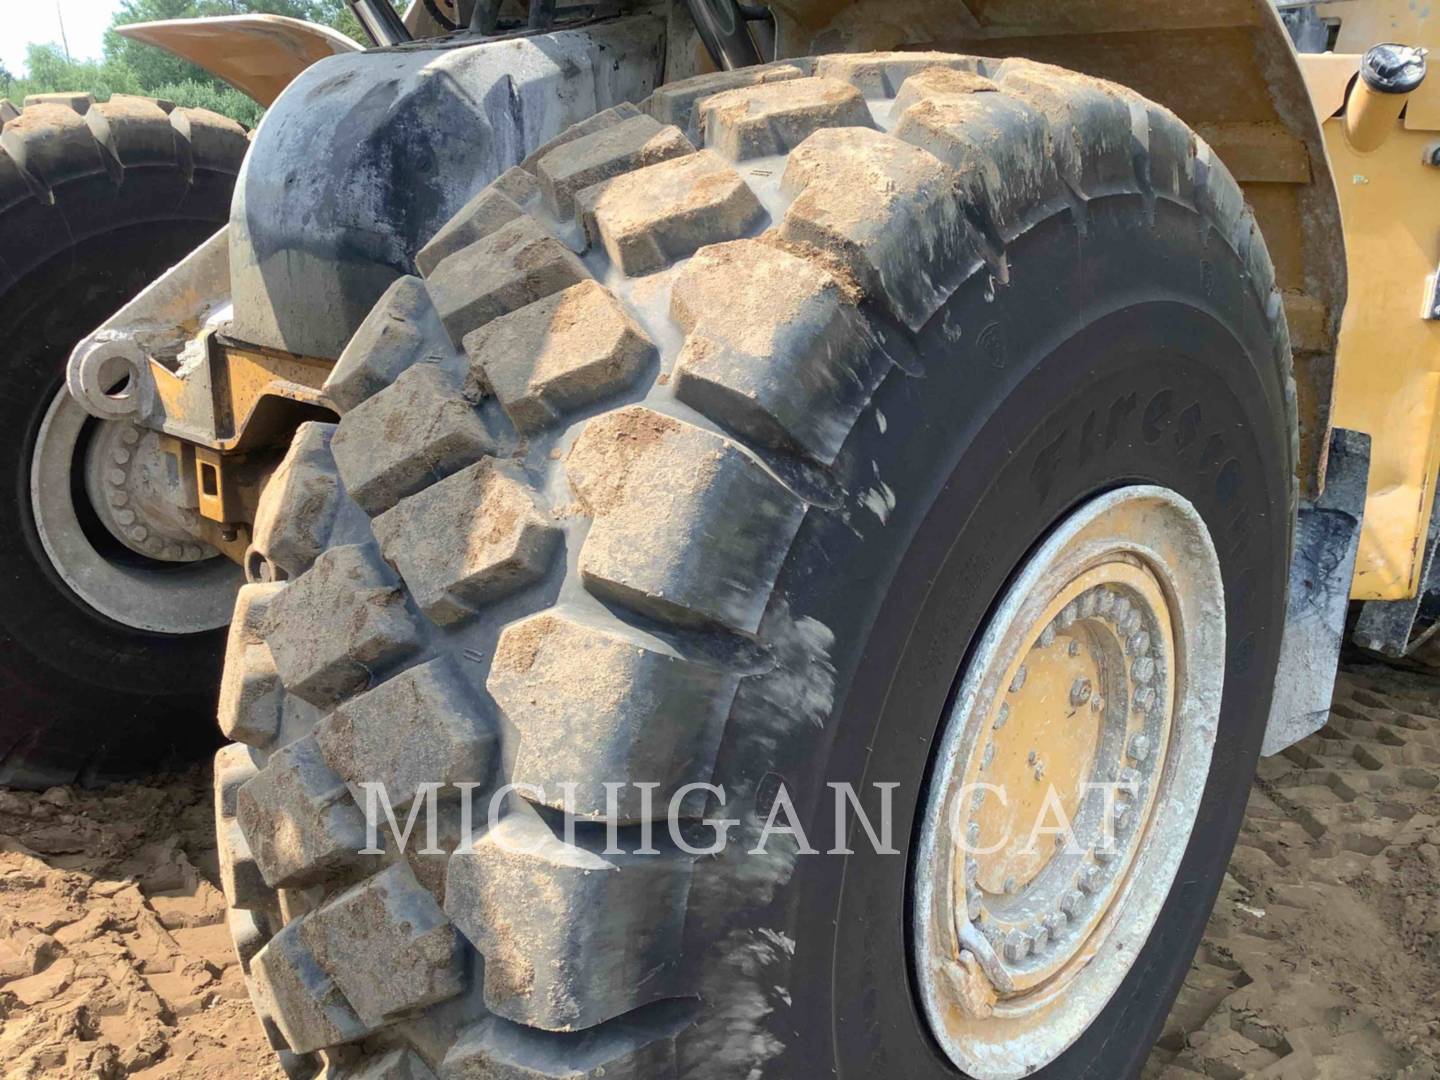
[0,102,244,787]
[751,198,1292,1078]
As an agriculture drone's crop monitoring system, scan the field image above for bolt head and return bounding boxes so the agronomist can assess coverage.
[1070,677,1093,707]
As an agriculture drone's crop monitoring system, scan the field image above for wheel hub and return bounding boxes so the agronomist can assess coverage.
[31,386,242,634]
[82,418,215,563]
[912,487,1225,1079]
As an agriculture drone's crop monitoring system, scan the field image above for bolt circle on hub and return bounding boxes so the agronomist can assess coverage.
[912,486,1226,1079]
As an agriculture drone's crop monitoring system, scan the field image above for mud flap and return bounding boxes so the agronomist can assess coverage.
[1263,428,1370,756]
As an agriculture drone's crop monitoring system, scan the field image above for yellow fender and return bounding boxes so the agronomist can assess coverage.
[115,14,360,108]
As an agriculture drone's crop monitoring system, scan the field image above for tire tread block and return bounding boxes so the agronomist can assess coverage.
[219,583,287,747]
[565,405,804,633]
[427,217,590,345]
[464,279,655,434]
[372,459,559,626]
[669,237,879,464]
[325,277,452,414]
[578,149,764,277]
[443,814,691,1031]
[263,544,424,708]
[332,363,495,517]
[250,919,374,1054]
[237,734,368,889]
[778,126,974,330]
[697,76,874,160]
[299,863,466,1028]
[317,657,496,808]
[489,611,740,821]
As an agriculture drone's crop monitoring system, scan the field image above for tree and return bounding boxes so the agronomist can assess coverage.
[11,0,403,125]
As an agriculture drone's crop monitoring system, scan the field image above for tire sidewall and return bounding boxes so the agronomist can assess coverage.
[703,195,1291,1078]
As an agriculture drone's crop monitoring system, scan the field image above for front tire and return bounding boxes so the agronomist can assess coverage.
[219,54,1294,1079]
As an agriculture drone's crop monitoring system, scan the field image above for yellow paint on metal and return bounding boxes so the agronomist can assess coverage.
[115,15,358,108]
[968,562,1174,911]
[1301,50,1440,600]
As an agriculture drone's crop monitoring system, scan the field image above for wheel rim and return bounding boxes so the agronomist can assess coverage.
[30,385,241,634]
[912,486,1226,1079]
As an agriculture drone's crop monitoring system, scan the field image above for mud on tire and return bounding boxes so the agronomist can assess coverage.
[222,55,1296,1078]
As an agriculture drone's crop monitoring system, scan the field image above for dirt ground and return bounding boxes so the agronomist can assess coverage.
[0,663,1436,1079]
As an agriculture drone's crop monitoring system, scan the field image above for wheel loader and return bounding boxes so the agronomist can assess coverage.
[2,0,1437,1076]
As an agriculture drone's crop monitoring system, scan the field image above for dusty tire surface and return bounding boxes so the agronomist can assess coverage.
[222,55,1296,1078]
[0,95,248,788]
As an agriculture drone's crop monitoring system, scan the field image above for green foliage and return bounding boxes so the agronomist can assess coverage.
[3,1,403,125]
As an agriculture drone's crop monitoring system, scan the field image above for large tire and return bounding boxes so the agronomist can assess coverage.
[0,95,248,787]
[221,55,1295,1079]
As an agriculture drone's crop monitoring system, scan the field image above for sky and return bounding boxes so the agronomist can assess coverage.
[3,0,123,76]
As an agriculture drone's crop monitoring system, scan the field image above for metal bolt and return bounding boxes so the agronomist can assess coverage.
[1004,876,1018,895]
[1003,930,1025,963]
[982,741,995,769]
[1060,890,1082,918]
[1128,733,1152,762]
[220,525,239,543]
[1132,656,1156,683]
[1134,685,1156,712]
[1115,799,1133,826]
[965,856,979,887]
[1043,912,1064,938]
[111,446,131,466]
[106,468,126,487]
[1068,640,1081,658]
[967,892,983,920]
[120,427,139,445]
[1059,602,1079,628]
[1113,597,1132,623]
[1078,866,1098,894]
[1096,847,1117,865]
[107,490,128,508]
[1091,695,1105,713]
[114,509,135,526]
[184,544,204,561]
[1070,677,1093,707]
[993,703,1010,731]
[967,821,980,846]
[1126,631,1150,657]
[1080,591,1098,617]
[1009,665,1028,694]
[1039,624,1056,648]
[1097,590,1115,615]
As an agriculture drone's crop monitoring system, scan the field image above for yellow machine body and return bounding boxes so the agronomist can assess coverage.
[1299,5,1440,601]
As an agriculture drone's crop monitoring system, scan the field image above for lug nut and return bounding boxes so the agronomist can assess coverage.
[1128,733,1152,762]
[1070,677,1093,707]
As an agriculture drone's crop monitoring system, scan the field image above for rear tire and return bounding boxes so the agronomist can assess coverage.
[0,95,248,786]
[219,55,1295,1078]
